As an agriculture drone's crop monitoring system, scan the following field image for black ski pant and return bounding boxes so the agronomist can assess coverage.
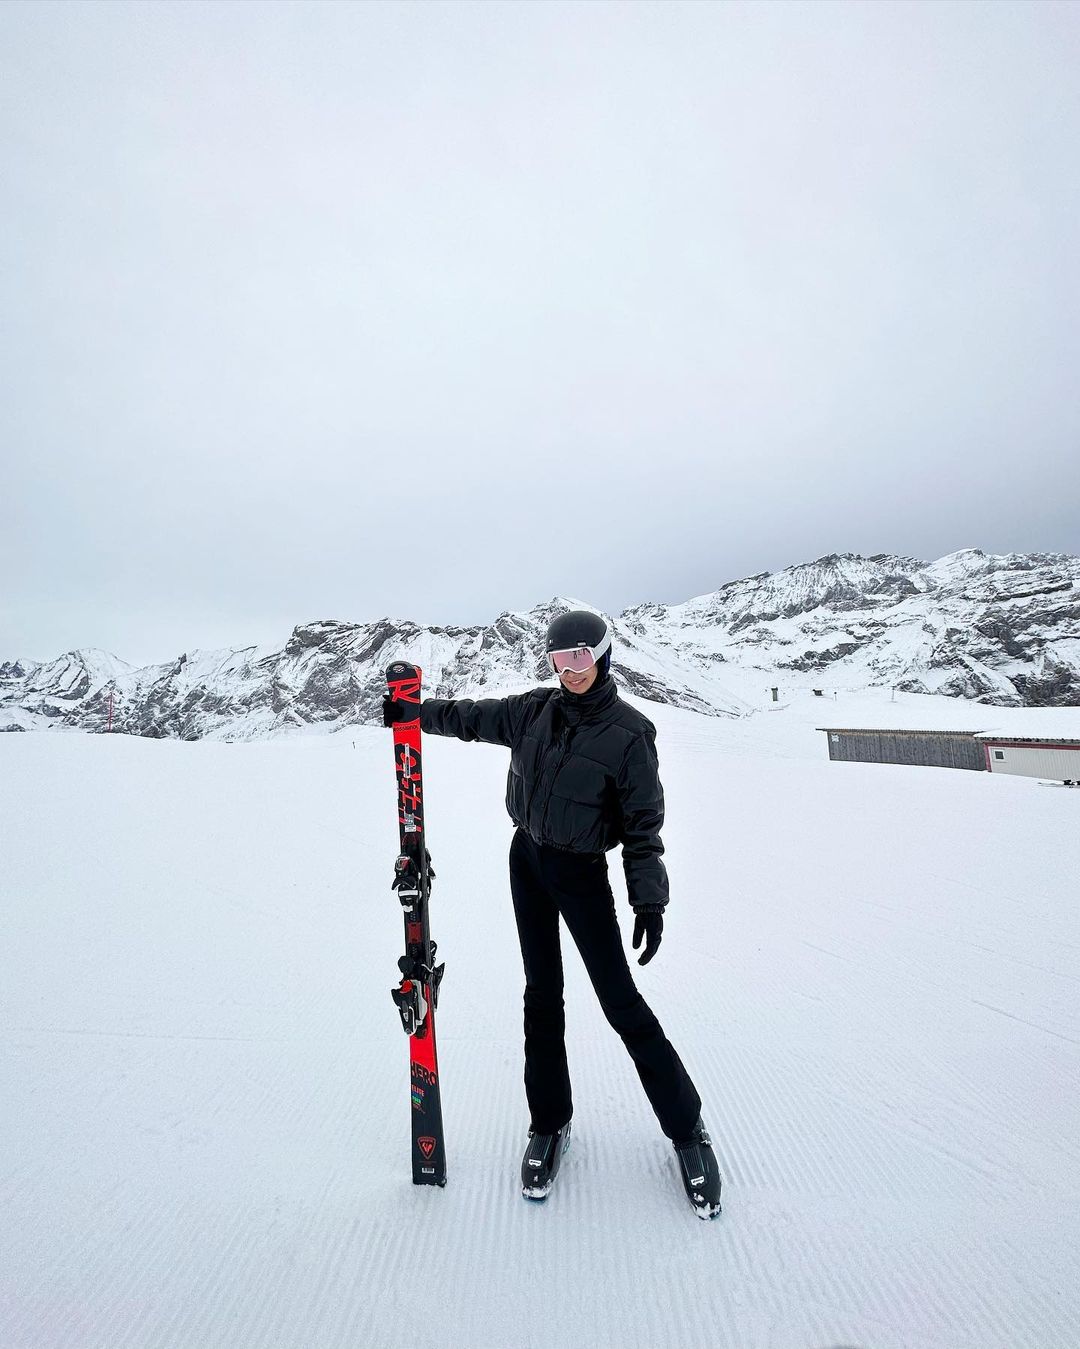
[509,828,701,1141]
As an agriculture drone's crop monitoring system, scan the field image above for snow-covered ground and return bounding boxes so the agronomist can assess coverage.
[2,691,1078,1349]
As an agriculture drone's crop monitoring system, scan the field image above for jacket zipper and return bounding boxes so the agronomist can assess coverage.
[537,730,574,841]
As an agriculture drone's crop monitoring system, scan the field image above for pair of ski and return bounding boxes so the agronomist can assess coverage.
[386,662,446,1187]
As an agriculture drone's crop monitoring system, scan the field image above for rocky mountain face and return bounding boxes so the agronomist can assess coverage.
[625,549,1080,708]
[3,549,1077,739]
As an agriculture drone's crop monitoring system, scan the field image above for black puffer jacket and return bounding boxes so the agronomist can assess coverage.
[420,676,669,909]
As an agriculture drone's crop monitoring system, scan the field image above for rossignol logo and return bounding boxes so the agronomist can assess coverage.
[418,1137,436,1159]
[387,673,421,704]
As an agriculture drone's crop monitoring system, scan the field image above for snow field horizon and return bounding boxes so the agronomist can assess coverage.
[2,695,1078,1348]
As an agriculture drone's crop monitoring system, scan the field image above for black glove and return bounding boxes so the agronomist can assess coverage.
[382,696,407,727]
[632,905,664,966]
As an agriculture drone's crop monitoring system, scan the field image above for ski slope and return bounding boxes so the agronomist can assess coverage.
[2,693,1079,1349]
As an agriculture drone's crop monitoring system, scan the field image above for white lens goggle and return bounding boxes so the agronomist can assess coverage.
[547,634,611,675]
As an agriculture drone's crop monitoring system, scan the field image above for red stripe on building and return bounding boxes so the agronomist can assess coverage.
[980,740,1080,753]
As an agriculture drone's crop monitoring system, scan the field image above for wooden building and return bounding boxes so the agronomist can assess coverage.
[819,728,985,771]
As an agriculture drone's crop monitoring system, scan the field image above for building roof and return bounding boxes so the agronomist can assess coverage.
[975,733,1080,746]
[816,728,979,737]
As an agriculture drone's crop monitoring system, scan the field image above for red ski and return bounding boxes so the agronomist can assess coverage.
[386,661,447,1186]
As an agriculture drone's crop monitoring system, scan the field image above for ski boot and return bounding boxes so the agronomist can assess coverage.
[673,1117,722,1219]
[521,1120,572,1201]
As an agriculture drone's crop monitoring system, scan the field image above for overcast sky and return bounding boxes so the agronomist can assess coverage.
[3,0,1078,666]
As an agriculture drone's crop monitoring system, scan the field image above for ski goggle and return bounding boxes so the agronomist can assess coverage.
[548,646,599,675]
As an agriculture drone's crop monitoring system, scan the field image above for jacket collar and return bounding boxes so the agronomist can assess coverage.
[557,673,619,725]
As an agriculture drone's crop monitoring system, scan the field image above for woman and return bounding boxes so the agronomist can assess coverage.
[383,609,721,1218]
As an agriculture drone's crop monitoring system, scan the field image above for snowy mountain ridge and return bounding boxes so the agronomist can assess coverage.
[3,548,1078,739]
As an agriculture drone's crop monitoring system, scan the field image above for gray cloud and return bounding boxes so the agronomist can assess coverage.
[3,0,1078,665]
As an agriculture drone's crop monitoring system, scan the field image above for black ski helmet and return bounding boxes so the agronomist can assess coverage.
[544,609,612,676]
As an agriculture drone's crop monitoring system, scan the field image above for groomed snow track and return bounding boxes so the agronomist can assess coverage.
[2,705,1078,1349]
